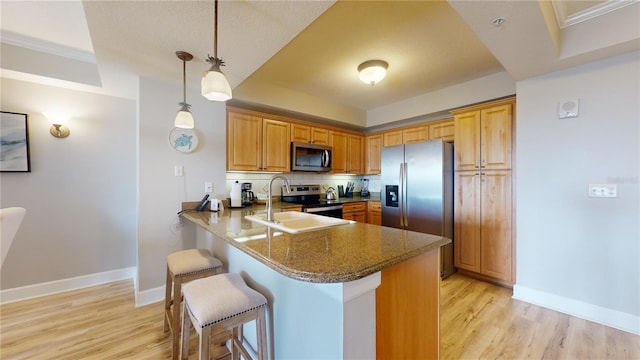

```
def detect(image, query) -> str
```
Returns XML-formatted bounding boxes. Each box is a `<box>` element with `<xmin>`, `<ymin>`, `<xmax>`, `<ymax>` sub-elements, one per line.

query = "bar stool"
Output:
<box><xmin>180</xmin><ymin>273</ymin><xmax>268</xmax><ymax>360</ymax></box>
<box><xmin>164</xmin><ymin>248</ymin><xmax>223</xmax><ymax>359</ymax></box>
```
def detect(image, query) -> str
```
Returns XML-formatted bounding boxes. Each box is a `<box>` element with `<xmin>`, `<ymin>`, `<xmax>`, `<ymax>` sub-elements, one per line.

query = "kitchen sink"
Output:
<box><xmin>244</xmin><ymin>211</ymin><xmax>351</xmax><ymax>234</ymax></box>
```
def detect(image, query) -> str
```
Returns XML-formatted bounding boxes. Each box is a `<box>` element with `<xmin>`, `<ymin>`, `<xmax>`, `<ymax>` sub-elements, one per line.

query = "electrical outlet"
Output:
<box><xmin>588</xmin><ymin>184</ymin><xmax>617</xmax><ymax>198</ymax></box>
<box><xmin>205</xmin><ymin>181</ymin><xmax>213</xmax><ymax>193</ymax></box>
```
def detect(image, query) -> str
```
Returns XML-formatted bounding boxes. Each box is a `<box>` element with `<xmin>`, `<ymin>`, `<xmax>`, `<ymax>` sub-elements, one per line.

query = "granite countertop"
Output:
<box><xmin>180</xmin><ymin>204</ymin><xmax>449</xmax><ymax>284</ymax></box>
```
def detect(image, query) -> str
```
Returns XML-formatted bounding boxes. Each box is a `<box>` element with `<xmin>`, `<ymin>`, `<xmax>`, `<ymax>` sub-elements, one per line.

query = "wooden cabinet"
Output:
<box><xmin>330</xmin><ymin>131</ymin><xmax>347</xmax><ymax>173</ymax></box>
<box><xmin>402</xmin><ymin>125</ymin><xmax>429</xmax><ymax>144</ymax></box>
<box><xmin>454</xmin><ymin>171</ymin><xmax>512</xmax><ymax>282</ymax></box>
<box><xmin>347</xmin><ymin>134</ymin><xmax>365</xmax><ymax>174</ymax></box>
<box><xmin>453</xmin><ymin>101</ymin><xmax>512</xmax><ymax>171</ymax></box>
<box><xmin>382</xmin><ymin>121</ymin><xmax>445</xmax><ymax>147</ymax></box>
<box><xmin>365</xmin><ymin>134</ymin><xmax>382</xmax><ymax>174</ymax></box>
<box><xmin>343</xmin><ymin>201</ymin><xmax>367</xmax><ymax>222</ymax></box>
<box><xmin>383</xmin><ymin>130</ymin><xmax>403</xmax><ymax>147</ymax></box>
<box><xmin>367</xmin><ymin>201</ymin><xmax>381</xmax><ymax>225</ymax></box>
<box><xmin>330</xmin><ymin>131</ymin><xmax>364</xmax><ymax>174</ymax></box>
<box><xmin>452</xmin><ymin>96</ymin><xmax>515</xmax><ymax>285</ymax></box>
<box><xmin>227</xmin><ymin>109</ymin><xmax>290</xmax><ymax>172</ymax></box>
<box><xmin>428</xmin><ymin>118</ymin><xmax>454</xmax><ymax>142</ymax></box>
<box><xmin>291</xmin><ymin>123</ymin><xmax>329</xmax><ymax>145</ymax></box>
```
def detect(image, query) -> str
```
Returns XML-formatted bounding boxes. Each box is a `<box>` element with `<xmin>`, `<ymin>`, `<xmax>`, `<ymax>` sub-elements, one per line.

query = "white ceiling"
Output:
<box><xmin>1</xmin><ymin>0</ymin><xmax>638</xmax><ymax>124</ymax></box>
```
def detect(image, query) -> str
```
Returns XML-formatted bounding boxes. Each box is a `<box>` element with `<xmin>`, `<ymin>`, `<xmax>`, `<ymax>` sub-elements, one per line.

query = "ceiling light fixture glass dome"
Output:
<box><xmin>358</xmin><ymin>60</ymin><xmax>388</xmax><ymax>86</ymax></box>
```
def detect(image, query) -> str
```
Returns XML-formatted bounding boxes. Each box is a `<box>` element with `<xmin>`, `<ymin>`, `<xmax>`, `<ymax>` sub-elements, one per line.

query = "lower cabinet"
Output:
<box><xmin>343</xmin><ymin>202</ymin><xmax>367</xmax><ymax>222</ymax></box>
<box><xmin>454</xmin><ymin>170</ymin><xmax>513</xmax><ymax>284</ymax></box>
<box><xmin>367</xmin><ymin>201</ymin><xmax>381</xmax><ymax>225</ymax></box>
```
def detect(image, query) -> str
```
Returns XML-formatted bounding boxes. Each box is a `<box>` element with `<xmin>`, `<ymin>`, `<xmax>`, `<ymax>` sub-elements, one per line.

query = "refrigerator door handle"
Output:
<box><xmin>403</xmin><ymin>162</ymin><xmax>409</xmax><ymax>227</ymax></box>
<box><xmin>399</xmin><ymin>163</ymin><xmax>405</xmax><ymax>227</ymax></box>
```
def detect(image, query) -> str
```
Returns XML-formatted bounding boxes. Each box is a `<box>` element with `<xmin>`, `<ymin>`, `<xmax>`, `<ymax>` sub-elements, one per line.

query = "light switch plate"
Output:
<box><xmin>588</xmin><ymin>184</ymin><xmax>617</xmax><ymax>198</ymax></box>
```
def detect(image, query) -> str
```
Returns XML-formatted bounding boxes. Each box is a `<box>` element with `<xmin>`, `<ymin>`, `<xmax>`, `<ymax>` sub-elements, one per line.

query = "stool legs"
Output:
<box><xmin>164</xmin><ymin>266</ymin><xmax>183</xmax><ymax>359</ymax></box>
<box><xmin>163</xmin><ymin>267</ymin><xmax>171</xmax><ymax>332</ymax></box>
<box><xmin>181</xmin><ymin>302</ymin><xmax>269</xmax><ymax>360</ymax></box>
<box><xmin>256</xmin><ymin>307</ymin><xmax>268</xmax><ymax>360</ymax></box>
<box><xmin>181</xmin><ymin>303</ymin><xmax>191</xmax><ymax>360</ymax></box>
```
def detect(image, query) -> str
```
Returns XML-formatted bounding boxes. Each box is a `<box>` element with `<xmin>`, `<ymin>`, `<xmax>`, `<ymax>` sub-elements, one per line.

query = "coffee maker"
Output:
<box><xmin>241</xmin><ymin>183</ymin><xmax>254</xmax><ymax>206</ymax></box>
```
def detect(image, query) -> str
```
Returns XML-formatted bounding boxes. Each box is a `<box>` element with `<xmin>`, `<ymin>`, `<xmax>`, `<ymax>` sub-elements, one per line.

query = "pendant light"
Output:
<box><xmin>175</xmin><ymin>51</ymin><xmax>195</xmax><ymax>129</ymax></box>
<box><xmin>358</xmin><ymin>60</ymin><xmax>388</xmax><ymax>86</ymax></box>
<box><xmin>201</xmin><ymin>0</ymin><xmax>232</xmax><ymax>101</ymax></box>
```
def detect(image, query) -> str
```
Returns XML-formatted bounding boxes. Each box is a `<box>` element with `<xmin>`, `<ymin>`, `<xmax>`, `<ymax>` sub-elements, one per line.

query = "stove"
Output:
<box><xmin>281</xmin><ymin>184</ymin><xmax>343</xmax><ymax>218</ymax></box>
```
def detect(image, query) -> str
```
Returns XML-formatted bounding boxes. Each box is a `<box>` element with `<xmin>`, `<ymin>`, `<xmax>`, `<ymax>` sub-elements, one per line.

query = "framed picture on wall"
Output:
<box><xmin>1</xmin><ymin>111</ymin><xmax>31</xmax><ymax>172</ymax></box>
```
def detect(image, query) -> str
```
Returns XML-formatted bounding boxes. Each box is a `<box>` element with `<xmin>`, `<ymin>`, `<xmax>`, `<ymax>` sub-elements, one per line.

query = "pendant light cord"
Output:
<box><xmin>182</xmin><ymin>59</ymin><xmax>187</xmax><ymax>104</ymax></box>
<box><xmin>213</xmin><ymin>0</ymin><xmax>218</xmax><ymax>59</ymax></box>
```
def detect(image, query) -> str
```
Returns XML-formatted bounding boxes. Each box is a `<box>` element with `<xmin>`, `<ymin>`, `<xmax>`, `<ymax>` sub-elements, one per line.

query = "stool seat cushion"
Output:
<box><xmin>167</xmin><ymin>249</ymin><xmax>222</xmax><ymax>276</ymax></box>
<box><xmin>183</xmin><ymin>273</ymin><xmax>267</xmax><ymax>329</ymax></box>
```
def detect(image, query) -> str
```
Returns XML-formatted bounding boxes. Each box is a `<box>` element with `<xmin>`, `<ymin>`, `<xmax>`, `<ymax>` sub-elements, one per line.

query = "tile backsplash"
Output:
<box><xmin>225</xmin><ymin>172</ymin><xmax>381</xmax><ymax>198</ymax></box>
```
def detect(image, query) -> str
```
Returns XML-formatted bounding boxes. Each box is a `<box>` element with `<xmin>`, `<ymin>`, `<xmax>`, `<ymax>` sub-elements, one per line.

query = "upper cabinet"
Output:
<box><xmin>382</xmin><ymin>120</ymin><xmax>451</xmax><ymax>147</ymax></box>
<box><xmin>291</xmin><ymin>123</ymin><xmax>329</xmax><ymax>145</ymax></box>
<box><xmin>227</xmin><ymin>108</ymin><xmax>290</xmax><ymax>172</ymax></box>
<box><xmin>452</xmin><ymin>98</ymin><xmax>513</xmax><ymax>171</ymax></box>
<box><xmin>383</xmin><ymin>130</ymin><xmax>403</xmax><ymax>147</ymax></box>
<box><xmin>365</xmin><ymin>134</ymin><xmax>382</xmax><ymax>175</ymax></box>
<box><xmin>367</xmin><ymin>118</ymin><xmax>455</xmax><ymax>175</ymax></box>
<box><xmin>402</xmin><ymin>125</ymin><xmax>429</xmax><ymax>144</ymax></box>
<box><xmin>428</xmin><ymin>118</ymin><xmax>454</xmax><ymax>142</ymax></box>
<box><xmin>330</xmin><ymin>131</ymin><xmax>364</xmax><ymax>174</ymax></box>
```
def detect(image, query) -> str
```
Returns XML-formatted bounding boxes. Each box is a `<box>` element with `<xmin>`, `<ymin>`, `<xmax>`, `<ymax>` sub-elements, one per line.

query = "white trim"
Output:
<box><xmin>343</xmin><ymin>272</ymin><xmax>381</xmax><ymax>303</ymax></box>
<box><xmin>134</xmin><ymin>285</ymin><xmax>164</xmax><ymax>307</ymax></box>
<box><xmin>0</xmin><ymin>267</ymin><xmax>136</xmax><ymax>305</ymax></box>
<box><xmin>0</xmin><ymin>30</ymin><xmax>96</xmax><ymax>63</ymax></box>
<box><xmin>513</xmin><ymin>284</ymin><xmax>640</xmax><ymax>335</ymax></box>
<box><xmin>552</xmin><ymin>0</ymin><xmax>636</xmax><ymax>29</ymax></box>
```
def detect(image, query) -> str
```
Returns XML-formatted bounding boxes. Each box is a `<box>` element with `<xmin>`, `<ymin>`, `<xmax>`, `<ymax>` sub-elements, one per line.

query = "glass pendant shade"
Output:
<box><xmin>175</xmin><ymin>104</ymin><xmax>194</xmax><ymax>129</ymax></box>
<box><xmin>175</xmin><ymin>51</ymin><xmax>195</xmax><ymax>129</ymax></box>
<box><xmin>358</xmin><ymin>60</ymin><xmax>388</xmax><ymax>86</ymax></box>
<box><xmin>201</xmin><ymin>68</ymin><xmax>232</xmax><ymax>101</ymax></box>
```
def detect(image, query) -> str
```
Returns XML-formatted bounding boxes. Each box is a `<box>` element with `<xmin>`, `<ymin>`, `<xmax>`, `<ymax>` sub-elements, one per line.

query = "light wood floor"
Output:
<box><xmin>1</xmin><ymin>274</ymin><xmax>638</xmax><ymax>359</ymax></box>
<box><xmin>440</xmin><ymin>274</ymin><xmax>639</xmax><ymax>360</ymax></box>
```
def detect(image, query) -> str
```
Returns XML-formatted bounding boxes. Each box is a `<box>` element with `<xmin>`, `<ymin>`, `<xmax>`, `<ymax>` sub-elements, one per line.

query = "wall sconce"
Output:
<box><xmin>43</xmin><ymin>112</ymin><xmax>70</xmax><ymax>138</ymax></box>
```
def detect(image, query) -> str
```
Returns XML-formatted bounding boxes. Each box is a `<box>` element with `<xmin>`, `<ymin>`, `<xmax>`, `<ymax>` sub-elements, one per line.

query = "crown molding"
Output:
<box><xmin>1</xmin><ymin>30</ymin><xmax>96</xmax><ymax>64</ymax></box>
<box><xmin>552</xmin><ymin>0</ymin><xmax>636</xmax><ymax>29</ymax></box>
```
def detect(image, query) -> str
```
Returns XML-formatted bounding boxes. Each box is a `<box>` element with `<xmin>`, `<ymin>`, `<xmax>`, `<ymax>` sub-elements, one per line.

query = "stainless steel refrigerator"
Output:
<box><xmin>381</xmin><ymin>139</ymin><xmax>454</xmax><ymax>279</ymax></box>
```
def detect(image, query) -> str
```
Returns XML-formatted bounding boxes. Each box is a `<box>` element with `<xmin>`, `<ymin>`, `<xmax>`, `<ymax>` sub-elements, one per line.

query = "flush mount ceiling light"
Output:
<box><xmin>201</xmin><ymin>0</ymin><xmax>232</xmax><ymax>101</ymax></box>
<box><xmin>175</xmin><ymin>51</ymin><xmax>195</xmax><ymax>129</ymax></box>
<box><xmin>358</xmin><ymin>60</ymin><xmax>389</xmax><ymax>86</ymax></box>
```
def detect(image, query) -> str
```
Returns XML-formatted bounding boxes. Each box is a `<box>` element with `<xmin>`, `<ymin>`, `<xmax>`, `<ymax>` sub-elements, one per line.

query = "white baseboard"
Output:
<box><xmin>513</xmin><ymin>284</ymin><xmax>640</xmax><ymax>335</ymax></box>
<box><xmin>0</xmin><ymin>267</ymin><xmax>136</xmax><ymax>305</ymax></box>
<box><xmin>135</xmin><ymin>285</ymin><xmax>164</xmax><ymax>307</ymax></box>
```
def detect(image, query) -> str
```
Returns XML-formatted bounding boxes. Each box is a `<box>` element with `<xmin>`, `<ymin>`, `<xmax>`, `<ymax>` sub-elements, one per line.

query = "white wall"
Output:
<box><xmin>513</xmin><ymin>51</ymin><xmax>639</xmax><ymax>334</ymax></box>
<box><xmin>136</xmin><ymin>77</ymin><xmax>227</xmax><ymax>295</ymax></box>
<box><xmin>366</xmin><ymin>71</ymin><xmax>516</xmax><ymax>126</ymax></box>
<box><xmin>0</xmin><ymin>77</ymin><xmax>136</xmax><ymax>289</ymax></box>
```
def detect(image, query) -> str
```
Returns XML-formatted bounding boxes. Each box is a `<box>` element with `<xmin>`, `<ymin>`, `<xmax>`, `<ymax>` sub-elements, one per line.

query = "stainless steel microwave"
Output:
<box><xmin>291</xmin><ymin>142</ymin><xmax>332</xmax><ymax>172</ymax></box>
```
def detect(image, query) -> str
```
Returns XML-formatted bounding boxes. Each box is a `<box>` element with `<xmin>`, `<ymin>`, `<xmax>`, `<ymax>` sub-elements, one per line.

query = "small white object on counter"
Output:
<box><xmin>230</xmin><ymin>181</ymin><xmax>242</xmax><ymax>207</ymax></box>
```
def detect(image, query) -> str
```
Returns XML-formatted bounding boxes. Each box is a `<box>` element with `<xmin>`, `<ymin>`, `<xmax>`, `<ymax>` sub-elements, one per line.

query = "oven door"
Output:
<box><xmin>304</xmin><ymin>204</ymin><xmax>343</xmax><ymax>219</ymax></box>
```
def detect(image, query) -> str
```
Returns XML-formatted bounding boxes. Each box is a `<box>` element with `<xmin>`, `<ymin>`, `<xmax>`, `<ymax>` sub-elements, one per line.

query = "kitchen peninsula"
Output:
<box><xmin>181</xmin><ymin>206</ymin><xmax>450</xmax><ymax>359</ymax></box>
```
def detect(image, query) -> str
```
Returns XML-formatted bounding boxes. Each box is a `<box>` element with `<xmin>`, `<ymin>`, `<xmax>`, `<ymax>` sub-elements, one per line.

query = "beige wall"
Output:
<box><xmin>514</xmin><ymin>51</ymin><xmax>639</xmax><ymax>333</ymax></box>
<box><xmin>0</xmin><ymin>77</ymin><xmax>136</xmax><ymax>289</ymax></box>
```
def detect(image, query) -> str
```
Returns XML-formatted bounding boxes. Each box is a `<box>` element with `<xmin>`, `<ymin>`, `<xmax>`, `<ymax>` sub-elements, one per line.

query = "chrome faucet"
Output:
<box><xmin>267</xmin><ymin>174</ymin><xmax>291</xmax><ymax>222</ymax></box>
